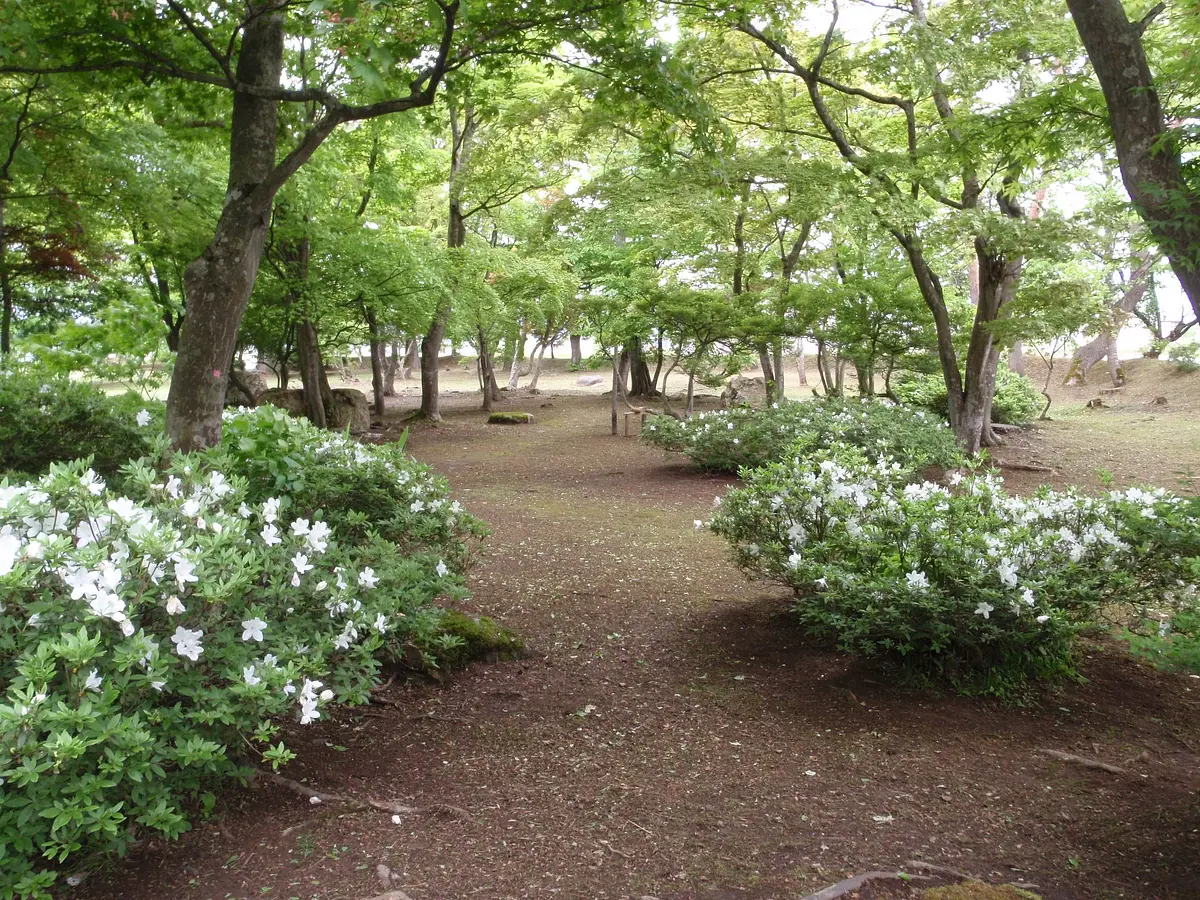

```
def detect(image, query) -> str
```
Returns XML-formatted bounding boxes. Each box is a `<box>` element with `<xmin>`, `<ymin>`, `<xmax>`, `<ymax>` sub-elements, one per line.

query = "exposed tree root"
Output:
<box><xmin>264</xmin><ymin>771</ymin><xmax>471</xmax><ymax>825</ymax></box>
<box><xmin>1036</xmin><ymin>748</ymin><xmax>1128</xmax><ymax>775</ymax></box>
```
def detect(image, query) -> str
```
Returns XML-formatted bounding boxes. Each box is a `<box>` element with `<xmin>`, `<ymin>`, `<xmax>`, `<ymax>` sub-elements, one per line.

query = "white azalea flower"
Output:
<box><xmin>136</xmin><ymin>409</ymin><xmax>152</xmax><ymax>427</ymax></box>
<box><xmin>243</xmin><ymin>665</ymin><xmax>262</xmax><ymax>687</ymax></box>
<box><xmin>261</xmin><ymin>524</ymin><xmax>281</xmax><ymax>546</ymax></box>
<box><xmin>165</xmin><ymin>595</ymin><xmax>186</xmax><ymax>616</ymax></box>
<box><xmin>435</xmin><ymin>560</ymin><xmax>449</xmax><ymax>578</ymax></box>
<box><xmin>290</xmin><ymin>518</ymin><xmax>311</xmax><ymax>537</ymax></box>
<box><xmin>84</xmin><ymin>669</ymin><xmax>103</xmax><ymax>692</ymax></box>
<box><xmin>974</xmin><ymin>602</ymin><xmax>994</xmax><ymax>619</ymax></box>
<box><xmin>905</xmin><ymin>570</ymin><xmax>930</xmax><ymax>591</ymax></box>
<box><xmin>170</xmin><ymin>626</ymin><xmax>205</xmax><ymax>661</ymax></box>
<box><xmin>358</xmin><ymin>567</ymin><xmax>379</xmax><ymax>589</ymax></box>
<box><xmin>241</xmin><ymin>617</ymin><xmax>267</xmax><ymax>642</ymax></box>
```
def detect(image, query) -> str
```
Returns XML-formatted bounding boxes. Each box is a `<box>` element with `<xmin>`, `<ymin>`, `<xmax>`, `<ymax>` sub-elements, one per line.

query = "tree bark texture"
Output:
<box><xmin>1067</xmin><ymin>0</ymin><xmax>1200</xmax><ymax>322</ymax></box>
<box><xmin>165</xmin><ymin>9</ymin><xmax>284</xmax><ymax>450</ymax></box>
<box><xmin>570</xmin><ymin>334</ymin><xmax>582</xmax><ymax>366</ymax></box>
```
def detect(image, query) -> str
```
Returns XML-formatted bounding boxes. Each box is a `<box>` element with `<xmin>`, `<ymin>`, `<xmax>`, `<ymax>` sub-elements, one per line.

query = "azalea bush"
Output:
<box><xmin>707</xmin><ymin>448</ymin><xmax>1200</xmax><ymax>696</ymax></box>
<box><xmin>892</xmin><ymin>364</ymin><xmax>1043</xmax><ymax>425</ymax></box>
<box><xmin>211</xmin><ymin>407</ymin><xmax>485</xmax><ymax>564</ymax></box>
<box><xmin>0</xmin><ymin>367</ymin><xmax>160</xmax><ymax>478</ymax></box>
<box><xmin>0</xmin><ymin>420</ymin><xmax>482</xmax><ymax>896</ymax></box>
<box><xmin>641</xmin><ymin>398</ymin><xmax>965</xmax><ymax>475</ymax></box>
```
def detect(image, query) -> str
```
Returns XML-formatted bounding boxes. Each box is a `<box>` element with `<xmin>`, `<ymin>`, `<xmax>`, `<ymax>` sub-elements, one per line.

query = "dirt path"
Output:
<box><xmin>82</xmin><ymin>395</ymin><xmax>1200</xmax><ymax>900</ymax></box>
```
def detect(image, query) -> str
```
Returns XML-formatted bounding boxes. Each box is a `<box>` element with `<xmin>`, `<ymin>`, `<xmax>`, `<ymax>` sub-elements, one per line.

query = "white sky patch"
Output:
<box><xmin>654</xmin><ymin>12</ymin><xmax>680</xmax><ymax>44</ymax></box>
<box><xmin>799</xmin><ymin>1</ymin><xmax>888</xmax><ymax>43</ymax></box>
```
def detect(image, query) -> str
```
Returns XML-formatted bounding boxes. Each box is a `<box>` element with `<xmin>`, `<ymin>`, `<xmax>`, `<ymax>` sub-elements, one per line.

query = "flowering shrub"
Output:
<box><xmin>0</xmin><ymin>423</ymin><xmax>482</xmax><ymax>896</ymax></box>
<box><xmin>892</xmin><ymin>365</ymin><xmax>1043</xmax><ymax>425</ymax></box>
<box><xmin>641</xmin><ymin>399</ymin><xmax>965</xmax><ymax>475</ymax></box>
<box><xmin>211</xmin><ymin>407</ymin><xmax>486</xmax><ymax>564</ymax></box>
<box><xmin>0</xmin><ymin>367</ymin><xmax>159</xmax><ymax>477</ymax></box>
<box><xmin>708</xmin><ymin>449</ymin><xmax>1200</xmax><ymax>696</ymax></box>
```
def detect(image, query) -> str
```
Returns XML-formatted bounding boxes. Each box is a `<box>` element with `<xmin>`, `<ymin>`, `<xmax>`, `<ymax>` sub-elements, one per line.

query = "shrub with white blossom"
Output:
<box><xmin>708</xmin><ymin>447</ymin><xmax>1200</xmax><ymax>696</ymax></box>
<box><xmin>0</xmin><ymin>412</ymin><xmax>482</xmax><ymax>897</ymax></box>
<box><xmin>642</xmin><ymin>398</ymin><xmax>965</xmax><ymax>475</ymax></box>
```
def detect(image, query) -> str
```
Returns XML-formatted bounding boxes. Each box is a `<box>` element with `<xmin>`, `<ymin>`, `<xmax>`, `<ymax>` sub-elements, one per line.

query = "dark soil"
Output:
<box><xmin>76</xmin><ymin>392</ymin><xmax>1200</xmax><ymax>900</ymax></box>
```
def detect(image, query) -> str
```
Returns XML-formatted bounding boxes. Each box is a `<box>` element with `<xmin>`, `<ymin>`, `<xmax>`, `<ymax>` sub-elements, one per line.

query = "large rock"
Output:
<box><xmin>224</xmin><ymin>369</ymin><xmax>269</xmax><ymax>407</ymax></box>
<box><xmin>258</xmin><ymin>388</ymin><xmax>370</xmax><ymax>435</ymax></box>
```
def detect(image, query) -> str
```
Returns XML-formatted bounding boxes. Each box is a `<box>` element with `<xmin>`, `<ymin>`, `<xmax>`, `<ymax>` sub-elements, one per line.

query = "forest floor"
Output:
<box><xmin>78</xmin><ymin>360</ymin><xmax>1200</xmax><ymax>900</ymax></box>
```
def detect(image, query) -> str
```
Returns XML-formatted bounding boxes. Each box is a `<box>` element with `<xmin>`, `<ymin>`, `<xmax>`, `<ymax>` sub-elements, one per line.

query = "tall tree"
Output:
<box><xmin>1065</xmin><ymin>0</ymin><xmax>1200</xmax><ymax>323</ymax></box>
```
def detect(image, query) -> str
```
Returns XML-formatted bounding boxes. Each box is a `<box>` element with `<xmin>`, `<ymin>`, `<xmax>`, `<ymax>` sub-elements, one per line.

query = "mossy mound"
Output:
<box><xmin>434</xmin><ymin>609</ymin><xmax>526</xmax><ymax>671</ymax></box>
<box><xmin>922</xmin><ymin>883</ymin><xmax>1041</xmax><ymax>900</ymax></box>
<box><xmin>487</xmin><ymin>411</ymin><xmax>535</xmax><ymax>425</ymax></box>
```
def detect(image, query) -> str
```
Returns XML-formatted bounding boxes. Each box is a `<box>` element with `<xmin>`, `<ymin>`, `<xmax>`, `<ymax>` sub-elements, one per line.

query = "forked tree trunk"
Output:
<box><xmin>403</xmin><ymin>338</ymin><xmax>419</xmax><ymax>378</ymax></box>
<box><xmin>477</xmin><ymin>325</ymin><xmax>502</xmax><ymax>411</ymax></box>
<box><xmin>1066</xmin><ymin>252</ymin><xmax>1156</xmax><ymax>385</ymax></box>
<box><xmin>757</xmin><ymin>344</ymin><xmax>777</xmax><ymax>403</ymax></box>
<box><xmin>165</xmin><ymin>9</ymin><xmax>284</xmax><ymax>451</ymax></box>
<box><xmin>627</xmin><ymin>337</ymin><xmax>656</xmax><ymax>397</ymax></box>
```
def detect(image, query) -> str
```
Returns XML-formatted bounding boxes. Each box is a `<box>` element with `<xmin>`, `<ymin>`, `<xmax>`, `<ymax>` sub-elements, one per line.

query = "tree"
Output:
<box><xmin>0</xmin><ymin>0</ymin><xmax>661</xmax><ymax>448</ymax></box>
<box><xmin>1065</xmin><ymin>0</ymin><xmax>1200</xmax><ymax>323</ymax></box>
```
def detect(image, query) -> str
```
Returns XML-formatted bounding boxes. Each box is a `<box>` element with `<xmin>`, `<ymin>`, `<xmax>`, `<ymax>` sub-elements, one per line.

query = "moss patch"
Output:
<box><xmin>922</xmin><ymin>883</ymin><xmax>1041</xmax><ymax>900</ymax></box>
<box><xmin>487</xmin><ymin>412</ymin><xmax>535</xmax><ymax>425</ymax></box>
<box><xmin>433</xmin><ymin>609</ymin><xmax>526</xmax><ymax>671</ymax></box>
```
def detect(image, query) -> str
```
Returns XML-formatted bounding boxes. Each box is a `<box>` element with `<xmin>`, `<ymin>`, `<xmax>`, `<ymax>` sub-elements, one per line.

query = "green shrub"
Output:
<box><xmin>1167</xmin><ymin>342</ymin><xmax>1200</xmax><ymax>374</ymax></box>
<box><xmin>0</xmin><ymin>367</ymin><xmax>160</xmax><ymax>478</ymax></box>
<box><xmin>0</xmin><ymin>411</ymin><xmax>483</xmax><ymax>897</ymax></box>
<box><xmin>892</xmin><ymin>365</ymin><xmax>1043</xmax><ymax>425</ymax></box>
<box><xmin>641</xmin><ymin>398</ymin><xmax>965</xmax><ymax>475</ymax></box>
<box><xmin>210</xmin><ymin>407</ymin><xmax>487</xmax><ymax>567</ymax></box>
<box><xmin>707</xmin><ymin>450</ymin><xmax>1200</xmax><ymax>697</ymax></box>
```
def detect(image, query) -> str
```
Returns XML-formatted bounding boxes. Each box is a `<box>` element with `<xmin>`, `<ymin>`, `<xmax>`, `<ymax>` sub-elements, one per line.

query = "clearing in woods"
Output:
<box><xmin>79</xmin><ymin>363</ymin><xmax>1200</xmax><ymax>900</ymax></box>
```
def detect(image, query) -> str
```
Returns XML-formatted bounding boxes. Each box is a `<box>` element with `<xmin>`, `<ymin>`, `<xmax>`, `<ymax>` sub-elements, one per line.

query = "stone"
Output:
<box><xmin>576</xmin><ymin>375</ymin><xmax>605</xmax><ymax>386</ymax></box>
<box><xmin>257</xmin><ymin>387</ymin><xmax>370</xmax><ymax>435</ymax></box>
<box><xmin>224</xmin><ymin>369</ymin><xmax>269</xmax><ymax>407</ymax></box>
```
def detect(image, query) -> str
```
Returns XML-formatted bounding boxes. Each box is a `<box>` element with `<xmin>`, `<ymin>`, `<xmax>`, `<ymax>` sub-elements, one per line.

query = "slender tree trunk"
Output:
<box><xmin>0</xmin><ymin>193</ymin><xmax>10</xmax><ymax>355</ymax></box>
<box><xmin>528</xmin><ymin>342</ymin><xmax>549</xmax><ymax>391</ymax></box>
<box><xmin>796</xmin><ymin>341</ymin><xmax>807</xmax><ymax>385</ymax></box>
<box><xmin>296</xmin><ymin>315</ymin><xmax>329</xmax><ymax>428</ymax></box>
<box><xmin>384</xmin><ymin>341</ymin><xmax>400</xmax><ymax>395</ymax></box>
<box><xmin>403</xmin><ymin>338</ymin><xmax>419</xmax><ymax>378</ymax></box>
<box><xmin>570</xmin><ymin>334</ymin><xmax>582</xmax><ymax>366</ymax></box>
<box><xmin>165</xmin><ymin>9</ymin><xmax>284</xmax><ymax>451</ymax></box>
<box><xmin>772</xmin><ymin>341</ymin><xmax>785</xmax><ymax>401</ymax></box>
<box><xmin>610</xmin><ymin>353</ymin><xmax>620</xmax><ymax>435</ymax></box>
<box><xmin>650</xmin><ymin>329</ymin><xmax>665</xmax><ymax>392</ymax></box>
<box><xmin>363</xmin><ymin>306</ymin><xmax>386</xmax><ymax>417</ymax></box>
<box><xmin>1066</xmin><ymin>0</ymin><xmax>1200</xmax><ymax>322</ymax></box>
<box><xmin>477</xmin><ymin>325</ymin><xmax>501</xmax><ymax>411</ymax></box>
<box><xmin>1009</xmin><ymin>341</ymin><xmax>1025</xmax><ymax>375</ymax></box>
<box><xmin>686</xmin><ymin>371</ymin><xmax>696</xmax><ymax>416</ymax></box>
<box><xmin>507</xmin><ymin>334</ymin><xmax>523</xmax><ymax>390</ymax></box>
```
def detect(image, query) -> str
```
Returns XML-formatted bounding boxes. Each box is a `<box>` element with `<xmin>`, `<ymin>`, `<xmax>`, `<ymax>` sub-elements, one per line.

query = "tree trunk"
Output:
<box><xmin>165</xmin><ymin>9</ymin><xmax>284</xmax><ymax>451</ymax></box>
<box><xmin>363</xmin><ymin>306</ymin><xmax>386</xmax><ymax>418</ymax></box>
<box><xmin>570</xmin><ymin>334</ymin><xmax>582</xmax><ymax>366</ymax></box>
<box><xmin>507</xmin><ymin>334</ymin><xmax>523</xmax><ymax>390</ymax></box>
<box><xmin>757</xmin><ymin>344</ymin><xmax>777</xmax><ymax>402</ymax></box>
<box><xmin>1066</xmin><ymin>252</ymin><xmax>1156</xmax><ymax>385</ymax></box>
<box><xmin>419</xmin><ymin>313</ymin><xmax>446</xmax><ymax>420</ymax></box>
<box><xmin>686</xmin><ymin>371</ymin><xmax>696</xmax><ymax>417</ymax></box>
<box><xmin>796</xmin><ymin>341</ymin><xmax>807</xmax><ymax>385</ymax></box>
<box><xmin>0</xmin><ymin>193</ymin><xmax>10</xmax><ymax>355</ymax></box>
<box><xmin>627</xmin><ymin>336</ymin><xmax>656</xmax><ymax>397</ymax></box>
<box><xmin>403</xmin><ymin>338</ymin><xmax>419</xmax><ymax>378</ymax></box>
<box><xmin>1009</xmin><ymin>340</ymin><xmax>1025</xmax><ymax>375</ymax></box>
<box><xmin>610</xmin><ymin>354</ymin><xmax>621</xmax><ymax>435</ymax></box>
<box><xmin>650</xmin><ymin>329</ymin><xmax>665</xmax><ymax>392</ymax></box>
<box><xmin>772</xmin><ymin>341</ymin><xmax>785</xmax><ymax>401</ymax></box>
<box><xmin>296</xmin><ymin>315</ymin><xmax>330</xmax><ymax>429</ymax></box>
<box><xmin>477</xmin><ymin>325</ymin><xmax>501</xmax><ymax>411</ymax></box>
<box><xmin>528</xmin><ymin>342</ymin><xmax>549</xmax><ymax>391</ymax></box>
<box><xmin>1066</xmin><ymin>0</ymin><xmax>1200</xmax><ymax>323</ymax></box>
<box><xmin>384</xmin><ymin>342</ymin><xmax>400</xmax><ymax>394</ymax></box>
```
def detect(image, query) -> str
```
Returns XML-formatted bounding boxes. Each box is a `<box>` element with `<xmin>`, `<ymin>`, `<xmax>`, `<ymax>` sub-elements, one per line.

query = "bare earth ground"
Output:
<box><xmin>76</xmin><ymin>359</ymin><xmax>1200</xmax><ymax>900</ymax></box>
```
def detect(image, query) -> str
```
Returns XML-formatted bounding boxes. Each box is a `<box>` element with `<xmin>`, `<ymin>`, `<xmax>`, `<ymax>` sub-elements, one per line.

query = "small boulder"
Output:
<box><xmin>576</xmin><ymin>375</ymin><xmax>605</xmax><ymax>386</ymax></box>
